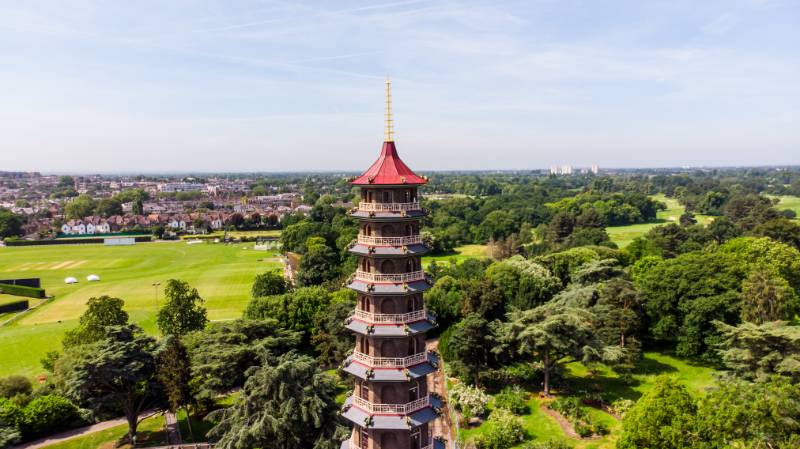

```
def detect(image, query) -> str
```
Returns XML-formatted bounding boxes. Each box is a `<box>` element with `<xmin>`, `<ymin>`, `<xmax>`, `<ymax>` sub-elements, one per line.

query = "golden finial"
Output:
<box><xmin>384</xmin><ymin>75</ymin><xmax>394</xmax><ymax>142</ymax></box>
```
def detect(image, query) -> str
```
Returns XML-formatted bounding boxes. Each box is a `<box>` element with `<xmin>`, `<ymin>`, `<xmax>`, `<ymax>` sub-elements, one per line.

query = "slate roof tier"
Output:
<box><xmin>349</xmin><ymin>209</ymin><xmax>427</xmax><ymax>220</ymax></box>
<box><xmin>345</xmin><ymin>315</ymin><xmax>436</xmax><ymax>336</ymax></box>
<box><xmin>346</xmin><ymin>279</ymin><xmax>432</xmax><ymax>295</ymax></box>
<box><xmin>341</xmin><ymin>395</ymin><xmax>442</xmax><ymax>429</ymax></box>
<box><xmin>351</xmin><ymin>141</ymin><xmax>428</xmax><ymax>186</ymax></box>
<box><xmin>348</xmin><ymin>243</ymin><xmax>430</xmax><ymax>257</ymax></box>
<box><xmin>342</xmin><ymin>353</ymin><xmax>439</xmax><ymax>382</ymax></box>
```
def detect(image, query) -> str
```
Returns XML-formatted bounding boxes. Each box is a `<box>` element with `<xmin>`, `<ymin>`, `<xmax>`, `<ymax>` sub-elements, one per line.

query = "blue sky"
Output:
<box><xmin>0</xmin><ymin>0</ymin><xmax>798</xmax><ymax>172</ymax></box>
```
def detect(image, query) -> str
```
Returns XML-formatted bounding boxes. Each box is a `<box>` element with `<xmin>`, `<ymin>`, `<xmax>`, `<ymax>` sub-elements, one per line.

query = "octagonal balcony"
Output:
<box><xmin>351</xmin><ymin>350</ymin><xmax>430</xmax><ymax>369</ymax></box>
<box><xmin>355</xmin><ymin>270</ymin><xmax>425</xmax><ymax>283</ymax></box>
<box><xmin>357</xmin><ymin>234</ymin><xmax>423</xmax><ymax>246</ymax></box>
<box><xmin>353</xmin><ymin>308</ymin><xmax>427</xmax><ymax>324</ymax></box>
<box><xmin>357</xmin><ymin>201</ymin><xmax>421</xmax><ymax>213</ymax></box>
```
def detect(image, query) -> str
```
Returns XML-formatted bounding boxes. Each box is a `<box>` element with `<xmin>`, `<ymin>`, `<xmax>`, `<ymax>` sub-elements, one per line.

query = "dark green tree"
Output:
<box><xmin>245</xmin><ymin>286</ymin><xmax>331</xmax><ymax>339</ymax></box>
<box><xmin>311</xmin><ymin>290</ymin><xmax>356</xmax><ymax>368</ymax></box>
<box><xmin>156</xmin><ymin>336</ymin><xmax>194</xmax><ymax>439</ymax></box>
<box><xmin>716</xmin><ymin>321</ymin><xmax>800</xmax><ymax>382</ymax></box>
<box><xmin>447</xmin><ymin>314</ymin><xmax>495</xmax><ymax>385</ymax></box>
<box><xmin>61</xmin><ymin>325</ymin><xmax>160</xmax><ymax>445</ymax></box>
<box><xmin>502</xmin><ymin>303</ymin><xmax>600</xmax><ymax>395</ymax></box>
<box><xmin>694</xmin><ymin>376</ymin><xmax>800</xmax><ymax>449</ymax></box>
<box><xmin>295</xmin><ymin>237</ymin><xmax>339</xmax><ymax>286</ymax></box>
<box><xmin>251</xmin><ymin>270</ymin><xmax>289</xmax><ymax>298</ymax></box>
<box><xmin>62</xmin><ymin>296</ymin><xmax>129</xmax><ymax>348</ymax></box>
<box><xmin>0</xmin><ymin>209</ymin><xmax>22</xmax><ymax>239</ymax></box>
<box><xmin>184</xmin><ymin>319</ymin><xmax>301</xmax><ymax>400</ymax></box>
<box><xmin>739</xmin><ymin>268</ymin><xmax>800</xmax><ymax>324</ymax></box>
<box><xmin>157</xmin><ymin>279</ymin><xmax>208</xmax><ymax>337</ymax></box>
<box><xmin>207</xmin><ymin>353</ymin><xmax>345</xmax><ymax>449</ymax></box>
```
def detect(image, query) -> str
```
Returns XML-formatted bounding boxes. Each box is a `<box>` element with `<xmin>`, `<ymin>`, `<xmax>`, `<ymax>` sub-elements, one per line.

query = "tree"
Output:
<box><xmin>0</xmin><ymin>376</ymin><xmax>31</xmax><ymax>400</ymax></box>
<box><xmin>94</xmin><ymin>198</ymin><xmax>122</xmax><ymax>217</ymax></box>
<box><xmin>0</xmin><ymin>209</ymin><xmax>22</xmax><ymax>239</ymax></box>
<box><xmin>592</xmin><ymin>279</ymin><xmax>644</xmax><ymax>372</ymax></box>
<box><xmin>716</xmin><ymin>321</ymin><xmax>800</xmax><ymax>382</ymax></box>
<box><xmin>61</xmin><ymin>325</ymin><xmax>160</xmax><ymax>445</ymax></box>
<box><xmin>739</xmin><ymin>268</ymin><xmax>800</xmax><ymax>324</ymax></box>
<box><xmin>62</xmin><ymin>296</ymin><xmax>129</xmax><ymax>348</ymax></box>
<box><xmin>207</xmin><ymin>353</ymin><xmax>345</xmax><ymax>449</ymax></box>
<box><xmin>251</xmin><ymin>270</ymin><xmax>289</xmax><ymax>298</ymax></box>
<box><xmin>310</xmin><ymin>290</ymin><xmax>355</xmax><ymax>368</ymax></box>
<box><xmin>157</xmin><ymin>279</ymin><xmax>208</xmax><ymax>337</ymax></box>
<box><xmin>694</xmin><ymin>376</ymin><xmax>800</xmax><ymax>449</ymax></box>
<box><xmin>448</xmin><ymin>314</ymin><xmax>495</xmax><ymax>385</ymax></box>
<box><xmin>244</xmin><ymin>287</ymin><xmax>331</xmax><ymax>339</ymax></box>
<box><xmin>753</xmin><ymin>217</ymin><xmax>800</xmax><ymax>250</ymax></box>
<box><xmin>185</xmin><ymin>319</ymin><xmax>301</xmax><ymax>400</ymax></box>
<box><xmin>477</xmin><ymin>210</ymin><xmax>517</xmax><ymax>242</ymax></box>
<box><xmin>546</xmin><ymin>211</ymin><xmax>575</xmax><ymax>244</ymax></box>
<box><xmin>502</xmin><ymin>303</ymin><xmax>600</xmax><ymax>395</ymax></box>
<box><xmin>485</xmin><ymin>256</ymin><xmax>561</xmax><ymax>310</ymax></box>
<box><xmin>156</xmin><ymin>336</ymin><xmax>194</xmax><ymax>439</ymax></box>
<box><xmin>617</xmin><ymin>376</ymin><xmax>696</xmax><ymax>449</ymax></box>
<box><xmin>64</xmin><ymin>195</ymin><xmax>96</xmax><ymax>220</ymax></box>
<box><xmin>295</xmin><ymin>238</ymin><xmax>339</xmax><ymax>286</ymax></box>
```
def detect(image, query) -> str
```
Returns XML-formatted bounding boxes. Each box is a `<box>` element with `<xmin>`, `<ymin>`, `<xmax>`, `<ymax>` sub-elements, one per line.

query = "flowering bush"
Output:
<box><xmin>450</xmin><ymin>383</ymin><xmax>489</xmax><ymax>420</ymax></box>
<box><xmin>494</xmin><ymin>386</ymin><xmax>528</xmax><ymax>415</ymax></box>
<box><xmin>479</xmin><ymin>409</ymin><xmax>525</xmax><ymax>449</ymax></box>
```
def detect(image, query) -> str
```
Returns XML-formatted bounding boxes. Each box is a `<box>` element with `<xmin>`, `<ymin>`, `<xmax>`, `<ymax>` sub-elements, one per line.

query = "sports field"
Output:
<box><xmin>0</xmin><ymin>241</ymin><xmax>281</xmax><ymax>378</ymax></box>
<box><xmin>606</xmin><ymin>194</ymin><xmax>713</xmax><ymax>248</ymax></box>
<box><xmin>769</xmin><ymin>194</ymin><xmax>800</xmax><ymax>217</ymax></box>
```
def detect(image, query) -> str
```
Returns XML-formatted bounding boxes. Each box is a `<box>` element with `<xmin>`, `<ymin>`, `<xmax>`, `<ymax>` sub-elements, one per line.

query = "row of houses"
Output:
<box><xmin>59</xmin><ymin>209</ymin><xmax>296</xmax><ymax>235</ymax></box>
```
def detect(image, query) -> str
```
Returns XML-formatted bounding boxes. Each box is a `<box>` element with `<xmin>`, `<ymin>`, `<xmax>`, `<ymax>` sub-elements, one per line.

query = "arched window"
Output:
<box><xmin>380</xmin><ymin>297</ymin><xmax>395</xmax><ymax>315</ymax></box>
<box><xmin>360</xmin><ymin>380</ymin><xmax>369</xmax><ymax>400</ymax></box>
<box><xmin>382</xmin><ymin>191</ymin><xmax>392</xmax><ymax>203</ymax></box>
<box><xmin>381</xmin><ymin>384</ymin><xmax>397</xmax><ymax>404</ymax></box>
<box><xmin>380</xmin><ymin>259</ymin><xmax>394</xmax><ymax>274</ymax></box>
<box><xmin>381</xmin><ymin>339</ymin><xmax>396</xmax><ymax>357</ymax></box>
<box><xmin>364</xmin><ymin>224</ymin><xmax>372</xmax><ymax>236</ymax></box>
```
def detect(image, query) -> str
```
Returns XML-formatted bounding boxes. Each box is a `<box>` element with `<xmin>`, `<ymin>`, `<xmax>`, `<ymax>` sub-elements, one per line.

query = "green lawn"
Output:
<box><xmin>769</xmin><ymin>195</ymin><xmax>800</xmax><ymax>217</ymax></box>
<box><xmin>422</xmin><ymin>244</ymin><xmax>489</xmax><ymax>267</ymax></box>
<box><xmin>606</xmin><ymin>194</ymin><xmax>713</xmax><ymax>248</ymax></box>
<box><xmin>41</xmin><ymin>414</ymin><xmax>166</xmax><ymax>449</ymax></box>
<box><xmin>0</xmin><ymin>241</ymin><xmax>281</xmax><ymax>378</ymax></box>
<box><xmin>455</xmin><ymin>351</ymin><xmax>717</xmax><ymax>448</ymax></box>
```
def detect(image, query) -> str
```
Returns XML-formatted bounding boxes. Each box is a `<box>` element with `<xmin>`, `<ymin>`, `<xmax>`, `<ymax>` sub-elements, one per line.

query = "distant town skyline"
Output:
<box><xmin>1</xmin><ymin>0</ymin><xmax>798</xmax><ymax>172</ymax></box>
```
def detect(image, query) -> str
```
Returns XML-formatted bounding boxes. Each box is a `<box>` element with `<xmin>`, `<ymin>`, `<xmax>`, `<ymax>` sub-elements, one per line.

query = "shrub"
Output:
<box><xmin>0</xmin><ymin>377</ymin><xmax>31</xmax><ymax>400</ymax></box>
<box><xmin>479</xmin><ymin>409</ymin><xmax>525</xmax><ymax>449</ymax></box>
<box><xmin>520</xmin><ymin>440</ymin><xmax>571</xmax><ymax>449</ymax></box>
<box><xmin>450</xmin><ymin>383</ymin><xmax>489</xmax><ymax>420</ymax></box>
<box><xmin>0</xmin><ymin>399</ymin><xmax>23</xmax><ymax>428</ymax></box>
<box><xmin>0</xmin><ymin>284</ymin><xmax>44</xmax><ymax>299</ymax></box>
<box><xmin>609</xmin><ymin>398</ymin><xmax>635</xmax><ymax>418</ymax></box>
<box><xmin>21</xmin><ymin>395</ymin><xmax>82</xmax><ymax>436</ymax></box>
<box><xmin>494</xmin><ymin>386</ymin><xmax>528</xmax><ymax>415</ymax></box>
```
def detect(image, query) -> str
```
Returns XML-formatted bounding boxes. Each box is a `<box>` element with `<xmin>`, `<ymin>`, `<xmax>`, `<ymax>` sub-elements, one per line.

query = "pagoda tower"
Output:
<box><xmin>340</xmin><ymin>79</ymin><xmax>443</xmax><ymax>449</ymax></box>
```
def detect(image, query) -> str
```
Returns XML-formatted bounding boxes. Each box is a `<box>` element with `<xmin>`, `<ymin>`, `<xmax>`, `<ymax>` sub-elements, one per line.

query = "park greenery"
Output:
<box><xmin>2</xmin><ymin>167</ymin><xmax>800</xmax><ymax>448</ymax></box>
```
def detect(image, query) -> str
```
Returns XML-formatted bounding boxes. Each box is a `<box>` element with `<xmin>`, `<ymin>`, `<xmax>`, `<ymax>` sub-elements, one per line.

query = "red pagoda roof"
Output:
<box><xmin>352</xmin><ymin>141</ymin><xmax>427</xmax><ymax>186</ymax></box>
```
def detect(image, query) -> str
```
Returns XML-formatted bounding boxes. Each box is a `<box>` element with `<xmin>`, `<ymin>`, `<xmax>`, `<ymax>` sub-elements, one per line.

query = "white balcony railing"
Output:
<box><xmin>353</xmin><ymin>308</ymin><xmax>427</xmax><ymax>324</ymax></box>
<box><xmin>345</xmin><ymin>433</ymin><xmax>434</xmax><ymax>449</ymax></box>
<box><xmin>352</xmin><ymin>395</ymin><xmax>430</xmax><ymax>415</ymax></box>
<box><xmin>358</xmin><ymin>201</ymin><xmax>421</xmax><ymax>212</ymax></box>
<box><xmin>357</xmin><ymin>234</ymin><xmax>423</xmax><ymax>246</ymax></box>
<box><xmin>352</xmin><ymin>350</ymin><xmax>429</xmax><ymax>368</ymax></box>
<box><xmin>355</xmin><ymin>270</ymin><xmax>425</xmax><ymax>283</ymax></box>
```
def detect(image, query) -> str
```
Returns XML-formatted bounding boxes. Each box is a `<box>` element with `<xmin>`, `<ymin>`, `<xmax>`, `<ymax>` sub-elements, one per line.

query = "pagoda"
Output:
<box><xmin>340</xmin><ymin>79</ymin><xmax>443</xmax><ymax>449</ymax></box>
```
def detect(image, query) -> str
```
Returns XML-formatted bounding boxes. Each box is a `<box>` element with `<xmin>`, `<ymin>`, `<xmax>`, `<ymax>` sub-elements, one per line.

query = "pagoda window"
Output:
<box><xmin>364</xmin><ymin>224</ymin><xmax>372</xmax><ymax>236</ymax></box>
<box><xmin>409</xmin><ymin>381</ymin><xmax>420</xmax><ymax>401</ymax></box>
<box><xmin>382</xmin><ymin>191</ymin><xmax>392</xmax><ymax>203</ymax></box>
<box><xmin>358</xmin><ymin>336</ymin><xmax>368</xmax><ymax>354</ymax></box>
<box><xmin>403</xmin><ymin>190</ymin><xmax>412</xmax><ymax>202</ymax></box>
<box><xmin>359</xmin><ymin>380</ymin><xmax>369</xmax><ymax>400</ymax></box>
<box><xmin>380</xmin><ymin>339</ymin><xmax>396</xmax><ymax>357</ymax></box>
<box><xmin>380</xmin><ymin>298</ymin><xmax>396</xmax><ymax>315</ymax></box>
<box><xmin>406</xmin><ymin>224</ymin><xmax>414</xmax><ymax>236</ymax></box>
<box><xmin>408</xmin><ymin>336</ymin><xmax>418</xmax><ymax>355</ymax></box>
<box><xmin>381</xmin><ymin>224</ymin><xmax>395</xmax><ymax>236</ymax></box>
<box><xmin>380</xmin><ymin>259</ymin><xmax>395</xmax><ymax>274</ymax></box>
<box><xmin>410</xmin><ymin>429</ymin><xmax>421</xmax><ymax>449</ymax></box>
<box><xmin>360</xmin><ymin>428</ymin><xmax>369</xmax><ymax>449</ymax></box>
<box><xmin>381</xmin><ymin>384</ymin><xmax>398</xmax><ymax>404</ymax></box>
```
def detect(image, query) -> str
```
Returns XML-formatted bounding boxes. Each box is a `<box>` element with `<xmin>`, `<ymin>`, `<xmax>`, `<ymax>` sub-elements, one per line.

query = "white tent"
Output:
<box><xmin>64</xmin><ymin>277</ymin><xmax>78</xmax><ymax>284</ymax></box>
<box><xmin>87</xmin><ymin>274</ymin><xmax>100</xmax><ymax>282</ymax></box>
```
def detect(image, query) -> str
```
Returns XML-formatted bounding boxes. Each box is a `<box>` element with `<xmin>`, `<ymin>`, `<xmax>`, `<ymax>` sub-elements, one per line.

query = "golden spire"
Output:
<box><xmin>384</xmin><ymin>75</ymin><xmax>394</xmax><ymax>142</ymax></box>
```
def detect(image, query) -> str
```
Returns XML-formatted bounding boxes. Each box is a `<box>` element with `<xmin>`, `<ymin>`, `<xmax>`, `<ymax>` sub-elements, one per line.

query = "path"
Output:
<box><xmin>426</xmin><ymin>338</ymin><xmax>454</xmax><ymax>446</ymax></box>
<box><xmin>12</xmin><ymin>411</ymin><xmax>159</xmax><ymax>449</ymax></box>
<box><xmin>164</xmin><ymin>410</ymin><xmax>182</xmax><ymax>445</ymax></box>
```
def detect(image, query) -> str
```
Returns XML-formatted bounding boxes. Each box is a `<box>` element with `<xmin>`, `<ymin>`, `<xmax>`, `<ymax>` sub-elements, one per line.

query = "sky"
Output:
<box><xmin>0</xmin><ymin>0</ymin><xmax>798</xmax><ymax>173</ymax></box>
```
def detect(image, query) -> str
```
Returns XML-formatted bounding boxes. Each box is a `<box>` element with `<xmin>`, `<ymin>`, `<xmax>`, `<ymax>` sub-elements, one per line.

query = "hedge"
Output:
<box><xmin>0</xmin><ymin>300</ymin><xmax>28</xmax><ymax>314</ymax></box>
<box><xmin>0</xmin><ymin>284</ymin><xmax>45</xmax><ymax>299</ymax></box>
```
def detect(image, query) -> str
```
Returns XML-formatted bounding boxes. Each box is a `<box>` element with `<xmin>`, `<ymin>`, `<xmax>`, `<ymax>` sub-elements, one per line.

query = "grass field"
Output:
<box><xmin>422</xmin><ymin>244</ymin><xmax>489</xmax><ymax>267</ymax></box>
<box><xmin>456</xmin><ymin>351</ymin><xmax>716</xmax><ymax>448</ymax></box>
<box><xmin>41</xmin><ymin>414</ymin><xmax>166</xmax><ymax>449</ymax></box>
<box><xmin>0</xmin><ymin>241</ymin><xmax>281</xmax><ymax>378</ymax></box>
<box><xmin>769</xmin><ymin>194</ymin><xmax>800</xmax><ymax>216</ymax></box>
<box><xmin>606</xmin><ymin>194</ymin><xmax>713</xmax><ymax>248</ymax></box>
